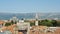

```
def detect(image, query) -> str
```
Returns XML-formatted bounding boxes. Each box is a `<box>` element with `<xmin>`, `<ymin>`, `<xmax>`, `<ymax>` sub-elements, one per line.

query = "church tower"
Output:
<box><xmin>35</xmin><ymin>13</ymin><xmax>38</xmax><ymax>26</ymax></box>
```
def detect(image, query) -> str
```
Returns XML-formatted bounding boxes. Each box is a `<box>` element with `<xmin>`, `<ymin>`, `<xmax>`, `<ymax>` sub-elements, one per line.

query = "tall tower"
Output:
<box><xmin>35</xmin><ymin>13</ymin><xmax>38</xmax><ymax>26</ymax></box>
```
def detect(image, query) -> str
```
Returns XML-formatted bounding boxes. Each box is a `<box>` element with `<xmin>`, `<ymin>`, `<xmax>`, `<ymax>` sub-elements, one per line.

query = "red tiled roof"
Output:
<box><xmin>0</xmin><ymin>20</ymin><xmax>4</xmax><ymax>24</ymax></box>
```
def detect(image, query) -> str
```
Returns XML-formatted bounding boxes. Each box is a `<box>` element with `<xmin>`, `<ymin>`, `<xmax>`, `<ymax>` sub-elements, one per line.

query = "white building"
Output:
<box><xmin>19</xmin><ymin>20</ymin><xmax>24</xmax><ymax>23</ymax></box>
<box><xmin>17</xmin><ymin>22</ymin><xmax>30</xmax><ymax>34</ymax></box>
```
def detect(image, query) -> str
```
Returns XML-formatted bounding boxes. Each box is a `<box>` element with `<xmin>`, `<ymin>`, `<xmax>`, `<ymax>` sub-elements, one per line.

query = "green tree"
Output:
<box><xmin>51</xmin><ymin>20</ymin><xmax>57</xmax><ymax>27</ymax></box>
<box><xmin>5</xmin><ymin>23</ymin><xmax>11</xmax><ymax>26</ymax></box>
<box><xmin>56</xmin><ymin>21</ymin><xmax>60</xmax><ymax>26</ymax></box>
<box><xmin>11</xmin><ymin>20</ymin><xmax>17</xmax><ymax>24</ymax></box>
<box><xmin>30</xmin><ymin>23</ymin><xmax>35</xmax><ymax>26</ymax></box>
<box><xmin>39</xmin><ymin>19</ymin><xmax>53</xmax><ymax>26</ymax></box>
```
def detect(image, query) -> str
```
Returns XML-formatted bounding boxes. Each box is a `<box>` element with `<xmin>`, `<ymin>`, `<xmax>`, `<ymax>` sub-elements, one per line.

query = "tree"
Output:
<box><xmin>56</xmin><ymin>21</ymin><xmax>60</xmax><ymax>26</ymax></box>
<box><xmin>30</xmin><ymin>23</ymin><xmax>35</xmax><ymax>26</ymax></box>
<box><xmin>39</xmin><ymin>19</ymin><xmax>53</xmax><ymax>26</ymax></box>
<box><xmin>30</xmin><ymin>21</ymin><xmax>35</xmax><ymax>26</ymax></box>
<box><xmin>51</xmin><ymin>20</ymin><xmax>57</xmax><ymax>27</ymax></box>
<box><xmin>5</xmin><ymin>23</ymin><xmax>11</xmax><ymax>26</ymax></box>
<box><xmin>11</xmin><ymin>20</ymin><xmax>17</xmax><ymax>24</ymax></box>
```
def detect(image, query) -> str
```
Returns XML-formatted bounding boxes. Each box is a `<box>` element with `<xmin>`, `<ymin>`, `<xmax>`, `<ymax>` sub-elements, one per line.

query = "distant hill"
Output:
<box><xmin>0</xmin><ymin>13</ymin><xmax>60</xmax><ymax>20</ymax></box>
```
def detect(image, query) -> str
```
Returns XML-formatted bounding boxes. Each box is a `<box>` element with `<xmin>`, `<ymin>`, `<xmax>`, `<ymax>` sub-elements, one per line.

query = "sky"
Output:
<box><xmin>0</xmin><ymin>0</ymin><xmax>60</xmax><ymax>13</ymax></box>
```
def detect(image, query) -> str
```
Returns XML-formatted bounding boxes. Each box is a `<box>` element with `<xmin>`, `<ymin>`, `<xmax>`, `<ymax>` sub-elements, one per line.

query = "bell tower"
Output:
<box><xmin>35</xmin><ymin>13</ymin><xmax>38</xmax><ymax>26</ymax></box>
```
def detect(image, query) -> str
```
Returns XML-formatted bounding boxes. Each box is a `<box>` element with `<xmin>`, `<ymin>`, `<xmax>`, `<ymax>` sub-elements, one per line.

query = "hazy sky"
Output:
<box><xmin>0</xmin><ymin>0</ymin><xmax>60</xmax><ymax>13</ymax></box>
